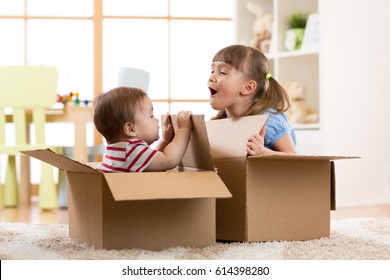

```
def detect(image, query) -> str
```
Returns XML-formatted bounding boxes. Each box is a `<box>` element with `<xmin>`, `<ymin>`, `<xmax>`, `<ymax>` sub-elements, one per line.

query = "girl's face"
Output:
<box><xmin>208</xmin><ymin>61</ymin><xmax>250</xmax><ymax>117</ymax></box>
<box><xmin>132</xmin><ymin>96</ymin><xmax>160</xmax><ymax>145</ymax></box>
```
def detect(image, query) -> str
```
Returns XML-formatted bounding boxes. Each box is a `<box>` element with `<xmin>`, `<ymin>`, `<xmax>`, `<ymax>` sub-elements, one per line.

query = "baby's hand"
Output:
<box><xmin>177</xmin><ymin>111</ymin><xmax>193</xmax><ymax>130</ymax></box>
<box><xmin>246</xmin><ymin>126</ymin><xmax>267</xmax><ymax>156</ymax></box>
<box><xmin>161</xmin><ymin>112</ymin><xmax>174</xmax><ymax>143</ymax></box>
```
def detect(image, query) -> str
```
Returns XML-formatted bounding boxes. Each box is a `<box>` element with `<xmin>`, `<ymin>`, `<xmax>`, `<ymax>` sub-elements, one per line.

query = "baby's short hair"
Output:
<box><xmin>93</xmin><ymin>87</ymin><xmax>147</xmax><ymax>143</ymax></box>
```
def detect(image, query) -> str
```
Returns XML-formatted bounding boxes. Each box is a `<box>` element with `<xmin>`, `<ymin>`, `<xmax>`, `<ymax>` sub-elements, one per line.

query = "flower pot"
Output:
<box><xmin>284</xmin><ymin>28</ymin><xmax>305</xmax><ymax>51</ymax></box>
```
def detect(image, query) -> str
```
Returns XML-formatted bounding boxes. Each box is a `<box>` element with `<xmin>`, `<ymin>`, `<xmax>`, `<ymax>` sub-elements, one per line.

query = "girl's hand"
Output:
<box><xmin>246</xmin><ymin>125</ymin><xmax>267</xmax><ymax>156</ymax></box>
<box><xmin>161</xmin><ymin>113</ymin><xmax>174</xmax><ymax>143</ymax></box>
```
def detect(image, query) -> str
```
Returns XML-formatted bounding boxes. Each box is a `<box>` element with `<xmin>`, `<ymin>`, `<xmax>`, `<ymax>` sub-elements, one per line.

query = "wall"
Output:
<box><xmin>321</xmin><ymin>0</ymin><xmax>390</xmax><ymax>207</ymax></box>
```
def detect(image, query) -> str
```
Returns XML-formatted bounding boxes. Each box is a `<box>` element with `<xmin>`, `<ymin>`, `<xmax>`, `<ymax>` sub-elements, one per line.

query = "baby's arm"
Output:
<box><xmin>155</xmin><ymin>113</ymin><xmax>174</xmax><ymax>152</ymax></box>
<box><xmin>145</xmin><ymin>111</ymin><xmax>192</xmax><ymax>171</ymax></box>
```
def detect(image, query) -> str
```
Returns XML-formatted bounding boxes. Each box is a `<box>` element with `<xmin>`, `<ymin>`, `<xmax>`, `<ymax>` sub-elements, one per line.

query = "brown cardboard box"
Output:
<box><xmin>205</xmin><ymin>115</ymin><xmax>357</xmax><ymax>242</ymax></box>
<box><xmin>22</xmin><ymin>115</ymin><xmax>231</xmax><ymax>250</ymax></box>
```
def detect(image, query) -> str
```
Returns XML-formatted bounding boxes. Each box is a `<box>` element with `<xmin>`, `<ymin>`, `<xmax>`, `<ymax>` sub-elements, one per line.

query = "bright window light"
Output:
<box><xmin>170</xmin><ymin>20</ymin><xmax>234</xmax><ymax>100</ymax></box>
<box><xmin>103</xmin><ymin>0</ymin><xmax>168</xmax><ymax>16</ymax></box>
<box><xmin>103</xmin><ymin>19</ymin><xmax>169</xmax><ymax>99</ymax></box>
<box><xmin>27</xmin><ymin>20</ymin><xmax>94</xmax><ymax>99</ymax></box>
<box><xmin>0</xmin><ymin>20</ymin><xmax>24</xmax><ymax>65</ymax></box>
<box><xmin>170</xmin><ymin>0</ymin><xmax>234</xmax><ymax>18</ymax></box>
<box><xmin>0</xmin><ymin>0</ymin><xmax>24</xmax><ymax>15</ymax></box>
<box><xmin>27</xmin><ymin>0</ymin><xmax>93</xmax><ymax>16</ymax></box>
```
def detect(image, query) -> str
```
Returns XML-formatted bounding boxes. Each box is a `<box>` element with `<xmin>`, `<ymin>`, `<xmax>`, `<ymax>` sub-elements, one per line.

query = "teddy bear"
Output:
<box><xmin>283</xmin><ymin>81</ymin><xmax>319</xmax><ymax>124</ymax></box>
<box><xmin>246</xmin><ymin>1</ymin><xmax>273</xmax><ymax>53</ymax></box>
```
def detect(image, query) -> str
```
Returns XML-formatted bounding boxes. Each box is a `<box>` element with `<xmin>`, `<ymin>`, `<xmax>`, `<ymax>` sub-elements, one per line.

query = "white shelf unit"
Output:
<box><xmin>235</xmin><ymin>0</ymin><xmax>322</xmax><ymax>154</ymax></box>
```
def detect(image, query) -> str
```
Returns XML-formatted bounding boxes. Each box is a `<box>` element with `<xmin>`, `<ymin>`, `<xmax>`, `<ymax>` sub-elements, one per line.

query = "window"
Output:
<box><xmin>0</xmin><ymin>0</ymin><xmax>234</xmax><ymax>134</ymax></box>
<box><xmin>1</xmin><ymin>0</ymin><xmax>234</xmax><ymax>184</ymax></box>
<box><xmin>102</xmin><ymin>0</ymin><xmax>234</xmax><ymax>119</ymax></box>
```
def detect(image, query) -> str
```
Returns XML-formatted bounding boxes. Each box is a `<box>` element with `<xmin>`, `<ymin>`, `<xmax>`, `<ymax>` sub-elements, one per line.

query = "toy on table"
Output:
<box><xmin>57</xmin><ymin>92</ymin><xmax>90</xmax><ymax>106</ymax></box>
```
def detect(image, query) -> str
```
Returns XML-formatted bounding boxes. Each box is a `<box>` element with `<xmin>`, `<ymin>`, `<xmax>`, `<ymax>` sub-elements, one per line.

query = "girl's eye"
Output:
<box><xmin>211</xmin><ymin>69</ymin><xmax>215</xmax><ymax>74</ymax></box>
<box><xmin>220</xmin><ymin>67</ymin><xmax>228</xmax><ymax>75</ymax></box>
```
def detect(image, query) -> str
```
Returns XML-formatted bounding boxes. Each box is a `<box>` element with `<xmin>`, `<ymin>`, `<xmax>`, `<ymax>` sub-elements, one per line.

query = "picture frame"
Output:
<box><xmin>301</xmin><ymin>13</ymin><xmax>319</xmax><ymax>51</ymax></box>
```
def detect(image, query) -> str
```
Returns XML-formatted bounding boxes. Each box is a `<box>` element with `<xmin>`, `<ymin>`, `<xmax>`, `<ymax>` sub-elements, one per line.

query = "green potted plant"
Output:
<box><xmin>284</xmin><ymin>12</ymin><xmax>308</xmax><ymax>51</ymax></box>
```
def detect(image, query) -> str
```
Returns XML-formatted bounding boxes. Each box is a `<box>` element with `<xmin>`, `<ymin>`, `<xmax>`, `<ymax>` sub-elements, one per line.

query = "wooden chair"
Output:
<box><xmin>0</xmin><ymin>65</ymin><xmax>63</xmax><ymax>210</ymax></box>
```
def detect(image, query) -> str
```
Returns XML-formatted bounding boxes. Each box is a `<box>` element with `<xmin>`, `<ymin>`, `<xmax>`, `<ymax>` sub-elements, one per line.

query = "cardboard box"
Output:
<box><xmin>205</xmin><ymin>115</ymin><xmax>357</xmax><ymax>242</ymax></box>
<box><xmin>22</xmin><ymin>115</ymin><xmax>231</xmax><ymax>251</ymax></box>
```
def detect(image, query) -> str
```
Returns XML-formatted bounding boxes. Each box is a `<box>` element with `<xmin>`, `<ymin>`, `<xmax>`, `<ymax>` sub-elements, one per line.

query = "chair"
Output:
<box><xmin>118</xmin><ymin>67</ymin><xmax>150</xmax><ymax>92</ymax></box>
<box><xmin>0</xmin><ymin>65</ymin><xmax>63</xmax><ymax>210</ymax></box>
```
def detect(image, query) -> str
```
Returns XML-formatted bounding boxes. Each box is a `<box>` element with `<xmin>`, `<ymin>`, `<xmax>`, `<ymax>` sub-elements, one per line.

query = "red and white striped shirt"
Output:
<box><xmin>97</xmin><ymin>139</ymin><xmax>160</xmax><ymax>172</ymax></box>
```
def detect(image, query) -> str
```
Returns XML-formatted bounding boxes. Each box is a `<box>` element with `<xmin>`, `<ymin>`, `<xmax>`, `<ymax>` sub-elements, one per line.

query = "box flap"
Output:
<box><xmin>103</xmin><ymin>171</ymin><xmax>232</xmax><ymax>201</ymax></box>
<box><xmin>205</xmin><ymin>115</ymin><xmax>269</xmax><ymax>158</ymax></box>
<box><xmin>20</xmin><ymin>149</ymin><xmax>98</xmax><ymax>173</ymax></box>
<box><xmin>170</xmin><ymin>115</ymin><xmax>215</xmax><ymax>170</ymax></box>
<box><xmin>247</xmin><ymin>155</ymin><xmax>360</xmax><ymax>161</ymax></box>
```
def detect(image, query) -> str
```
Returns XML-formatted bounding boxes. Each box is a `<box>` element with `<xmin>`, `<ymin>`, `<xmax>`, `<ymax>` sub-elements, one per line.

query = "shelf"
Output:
<box><xmin>267</xmin><ymin>49</ymin><xmax>318</xmax><ymax>60</ymax></box>
<box><xmin>236</xmin><ymin>0</ymin><xmax>321</xmax><ymax>154</ymax></box>
<box><xmin>277</xmin><ymin>49</ymin><xmax>318</xmax><ymax>58</ymax></box>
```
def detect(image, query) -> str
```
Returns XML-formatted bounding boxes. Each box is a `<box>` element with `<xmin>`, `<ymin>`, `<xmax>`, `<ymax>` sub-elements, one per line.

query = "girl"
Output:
<box><xmin>208</xmin><ymin>44</ymin><xmax>297</xmax><ymax>156</ymax></box>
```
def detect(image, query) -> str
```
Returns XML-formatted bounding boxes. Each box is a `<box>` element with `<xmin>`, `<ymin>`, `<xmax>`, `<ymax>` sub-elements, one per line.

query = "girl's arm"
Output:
<box><xmin>247</xmin><ymin>126</ymin><xmax>297</xmax><ymax>156</ymax></box>
<box><xmin>265</xmin><ymin>133</ymin><xmax>297</xmax><ymax>155</ymax></box>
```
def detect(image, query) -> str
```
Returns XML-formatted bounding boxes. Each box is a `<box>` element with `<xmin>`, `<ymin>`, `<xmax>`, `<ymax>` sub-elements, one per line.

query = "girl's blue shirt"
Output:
<box><xmin>261</xmin><ymin>110</ymin><xmax>297</xmax><ymax>150</ymax></box>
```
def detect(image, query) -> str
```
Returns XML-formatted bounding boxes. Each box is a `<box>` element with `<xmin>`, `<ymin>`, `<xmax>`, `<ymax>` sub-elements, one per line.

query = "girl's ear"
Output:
<box><xmin>123</xmin><ymin>122</ymin><xmax>137</xmax><ymax>137</ymax></box>
<box><xmin>241</xmin><ymin>80</ymin><xmax>257</xmax><ymax>96</ymax></box>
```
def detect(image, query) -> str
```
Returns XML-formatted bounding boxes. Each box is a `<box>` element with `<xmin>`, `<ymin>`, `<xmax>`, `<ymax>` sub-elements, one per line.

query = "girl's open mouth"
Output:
<box><xmin>209</xmin><ymin>87</ymin><xmax>217</xmax><ymax>96</ymax></box>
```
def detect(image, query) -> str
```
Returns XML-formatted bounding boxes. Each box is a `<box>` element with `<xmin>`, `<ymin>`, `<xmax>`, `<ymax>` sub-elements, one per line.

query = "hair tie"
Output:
<box><xmin>265</xmin><ymin>73</ymin><xmax>272</xmax><ymax>80</ymax></box>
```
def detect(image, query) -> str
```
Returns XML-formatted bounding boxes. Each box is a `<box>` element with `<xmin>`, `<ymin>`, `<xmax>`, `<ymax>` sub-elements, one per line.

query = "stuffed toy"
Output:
<box><xmin>284</xmin><ymin>81</ymin><xmax>319</xmax><ymax>124</ymax></box>
<box><xmin>246</xmin><ymin>1</ymin><xmax>273</xmax><ymax>53</ymax></box>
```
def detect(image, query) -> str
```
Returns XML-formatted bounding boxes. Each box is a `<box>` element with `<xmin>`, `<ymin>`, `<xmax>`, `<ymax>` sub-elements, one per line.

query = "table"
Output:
<box><xmin>5</xmin><ymin>104</ymin><xmax>97</xmax><ymax>162</ymax></box>
<box><xmin>4</xmin><ymin>104</ymin><xmax>100</xmax><ymax>205</ymax></box>
<box><xmin>46</xmin><ymin>105</ymin><xmax>96</xmax><ymax>163</ymax></box>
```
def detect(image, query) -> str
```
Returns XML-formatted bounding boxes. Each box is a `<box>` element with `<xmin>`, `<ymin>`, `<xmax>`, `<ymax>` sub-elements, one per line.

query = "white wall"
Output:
<box><xmin>321</xmin><ymin>0</ymin><xmax>390</xmax><ymax>207</ymax></box>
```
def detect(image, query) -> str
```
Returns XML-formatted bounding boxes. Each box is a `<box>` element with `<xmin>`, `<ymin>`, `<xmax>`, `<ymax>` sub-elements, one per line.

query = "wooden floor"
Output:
<box><xmin>1</xmin><ymin>196</ymin><xmax>390</xmax><ymax>224</ymax></box>
<box><xmin>0</xmin><ymin>197</ymin><xmax>69</xmax><ymax>224</ymax></box>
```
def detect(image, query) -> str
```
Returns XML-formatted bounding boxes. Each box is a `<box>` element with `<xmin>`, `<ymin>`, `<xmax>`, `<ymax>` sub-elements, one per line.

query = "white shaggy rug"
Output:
<box><xmin>1</xmin><ymin>218</ymin><xmax>390</xmax><ymax>260</ymax></box>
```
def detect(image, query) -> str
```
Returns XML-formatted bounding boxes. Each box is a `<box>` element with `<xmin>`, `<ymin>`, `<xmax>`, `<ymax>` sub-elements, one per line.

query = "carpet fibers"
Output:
<box><xmin>1</xmin><ymin>218</ymin><xmax>390</xmax><ymax>260</ymax></box>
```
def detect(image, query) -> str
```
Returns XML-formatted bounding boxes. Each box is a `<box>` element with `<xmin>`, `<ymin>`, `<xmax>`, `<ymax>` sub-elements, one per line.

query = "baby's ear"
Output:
<box><xmin>123</xmin><ymin>122</ymin><xmax>137</xmax><ymax>137</ymax></box>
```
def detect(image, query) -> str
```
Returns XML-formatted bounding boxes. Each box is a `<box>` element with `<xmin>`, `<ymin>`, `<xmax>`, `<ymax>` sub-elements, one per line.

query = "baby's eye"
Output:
<box><xmin>211</xmin><ymin>69</ymin><xmax>215</xmax><ymax>74</ymax></box>
<box><xmin>220</xmin><ymin>71</ymin><xmax>226</xmax><ymax>75</ymax></box>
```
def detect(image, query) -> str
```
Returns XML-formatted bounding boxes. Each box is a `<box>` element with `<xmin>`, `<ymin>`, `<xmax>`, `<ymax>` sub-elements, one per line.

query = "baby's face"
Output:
<box><xmin>133</xmin><ymin>96</ymin><xmax>160</xmax><ymax>145</ymax></box>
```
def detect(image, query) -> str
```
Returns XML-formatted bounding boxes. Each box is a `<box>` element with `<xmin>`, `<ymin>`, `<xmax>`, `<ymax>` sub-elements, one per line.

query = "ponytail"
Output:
<box><xmin>246</xmin><ymin>76</ymin><xmax>290</xmax><ymax>115</ymax></box>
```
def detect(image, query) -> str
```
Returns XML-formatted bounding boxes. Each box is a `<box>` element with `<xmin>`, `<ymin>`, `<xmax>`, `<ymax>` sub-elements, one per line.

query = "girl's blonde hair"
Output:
<box><xmin>211</xmin><ymin>44</ymin><xmax>290</xmax><ymax>119</ymax></box>
<box><xmin>93</xmin><ymin>87</ymin><xmax>147</xmax><ymax>143</ymax></box>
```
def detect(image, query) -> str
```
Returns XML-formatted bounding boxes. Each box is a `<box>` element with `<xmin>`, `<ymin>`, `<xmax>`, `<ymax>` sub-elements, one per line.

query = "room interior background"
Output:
<box><xmin>1</xmin><ymin>0</ymin><xmax>390</xmax><ymax>209</ymax></box>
